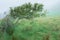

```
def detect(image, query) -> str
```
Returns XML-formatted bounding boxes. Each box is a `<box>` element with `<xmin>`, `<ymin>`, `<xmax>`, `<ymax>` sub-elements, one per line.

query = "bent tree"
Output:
<box><xmin>9</xmin><ymin>3</ymin><xmax>44</xmax><ymax>19</ymax></box>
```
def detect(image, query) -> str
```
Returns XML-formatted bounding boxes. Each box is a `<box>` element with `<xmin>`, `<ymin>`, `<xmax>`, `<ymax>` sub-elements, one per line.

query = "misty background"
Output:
<box><xmin>0</xmin><ymin>0</ymin><xmax>60</xmax><ymax>18</ymax></box>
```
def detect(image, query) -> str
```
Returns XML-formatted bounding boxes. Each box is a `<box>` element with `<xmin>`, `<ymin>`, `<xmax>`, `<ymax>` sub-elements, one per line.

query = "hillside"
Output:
<box><xmin>0</xmin><ymin>16</ymin><xmax>60</xmax><ymax>40</ymax></box>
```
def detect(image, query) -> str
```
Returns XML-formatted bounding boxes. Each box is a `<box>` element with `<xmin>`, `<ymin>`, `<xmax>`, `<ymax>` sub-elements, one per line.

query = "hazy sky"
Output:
<box><xmin>0</xmin><ymin>0</ymin><xmax>60</xmax><ymax>18</ymax></box>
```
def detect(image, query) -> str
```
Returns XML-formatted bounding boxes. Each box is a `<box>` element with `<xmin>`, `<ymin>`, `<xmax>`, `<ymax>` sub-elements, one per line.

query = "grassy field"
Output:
<box><xmin>0</xmin><ymin>16</ymin><xmax>60</xmax><ymax>40</ymax></box>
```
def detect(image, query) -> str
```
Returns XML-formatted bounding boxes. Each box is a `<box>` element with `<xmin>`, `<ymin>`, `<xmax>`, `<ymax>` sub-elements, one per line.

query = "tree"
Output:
<box><xmin>10</xmin><ymin>3</ymin><xmax>44</xmax><ymax>19</ymax></box>
<box><xmin>1</xmin><ymin>15</ymin><xmax>15</xmax><ymax>35</ymax></box>
<box><xmin>41</xmin><ymin>9</ymin><xmax>47</xmax><ymax>16</ymax></box>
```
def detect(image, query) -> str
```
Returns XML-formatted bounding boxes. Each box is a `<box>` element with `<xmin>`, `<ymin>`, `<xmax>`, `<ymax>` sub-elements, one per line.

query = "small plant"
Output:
<box><xmin>43</xmin><ymin>34</ymin><xmax>50</xmax><ymax>40</ymax></box>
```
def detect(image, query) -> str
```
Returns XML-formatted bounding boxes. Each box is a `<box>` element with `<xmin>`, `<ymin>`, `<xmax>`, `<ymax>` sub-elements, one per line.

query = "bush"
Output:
<box><xmin>0</xmin><ymin>17</ymin><xmax>60</xmax><ymax>40</ymax></box>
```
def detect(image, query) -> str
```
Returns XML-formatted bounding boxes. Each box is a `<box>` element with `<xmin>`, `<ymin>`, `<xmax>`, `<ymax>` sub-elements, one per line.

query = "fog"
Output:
<box><xmin>0</xmin><ymin>0</ymin><xmax>60</xmax><ymax>18</ymax></box>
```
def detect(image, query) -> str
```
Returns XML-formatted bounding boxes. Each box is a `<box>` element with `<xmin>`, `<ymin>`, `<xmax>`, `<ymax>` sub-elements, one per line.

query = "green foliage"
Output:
<box><xmin>0</xmin><ymin>16</ymin><xmax>15</xmax><ymax>36</ymax></box>
<box><xmin>0</xmin><ymin>17</ymin><xmax>60</xmax><ymax>40</ymax></box>
<box><xmin>12</xmin><ymin>17</ymin><xmax>60</xmax><ymax>40</ymax></box>
<box><xmin>10</xmin><ymin>3</ymin><xmax>44</xmax><ymax>19</ymax></box>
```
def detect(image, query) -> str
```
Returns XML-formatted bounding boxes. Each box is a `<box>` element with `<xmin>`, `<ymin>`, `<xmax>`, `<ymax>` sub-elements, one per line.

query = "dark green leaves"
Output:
<box><xmin>10</xmin><ymin>3</ymin><xmax>44</xmax><ymax>19</ymax></box>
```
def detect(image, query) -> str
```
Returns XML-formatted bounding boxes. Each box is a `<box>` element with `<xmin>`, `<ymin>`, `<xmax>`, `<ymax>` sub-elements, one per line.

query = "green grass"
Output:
<box><xmin>0</xmin><ymin>17</ymin><xmax>60</xmax><ymax>40</ymax></box>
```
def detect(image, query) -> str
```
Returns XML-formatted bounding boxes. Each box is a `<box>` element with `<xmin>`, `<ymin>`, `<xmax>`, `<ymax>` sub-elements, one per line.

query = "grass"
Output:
<box><xmin>0</xmin><ymin>16</ymin><xmax>60</xmax><ymax>40</ymax></box>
